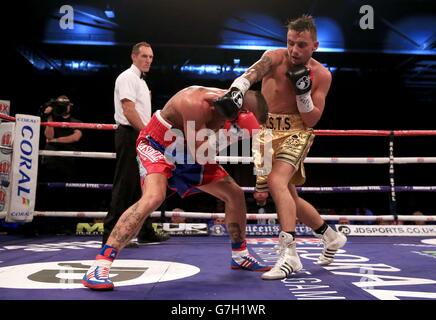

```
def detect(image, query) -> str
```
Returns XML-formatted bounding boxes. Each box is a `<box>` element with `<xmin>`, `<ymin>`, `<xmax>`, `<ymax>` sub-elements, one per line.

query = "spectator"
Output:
<box><xmin>412</xmin><ymin>210</ymin><xmax>425</xmax><ymax>225</ymax></box>
<box><xmin>356</xmin><ymin>207</ymin><xmax>375</xmax><ymax>225</ymax></box>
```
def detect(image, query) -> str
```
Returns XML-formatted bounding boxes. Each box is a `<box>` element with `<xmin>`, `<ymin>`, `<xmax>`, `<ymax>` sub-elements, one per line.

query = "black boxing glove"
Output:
<box><xmin>213</xmin><ymin>76</ymin><xmax>251</xmax><ymax>119</ymax></box>
<box><xmin>287</xmin><ymin>65</ymin><xmax>312</xmax><ymax>94</ymax></box>
<box><xmin>287</xmin><ymin>65</ymin><xmax>314</xmax><ymax>113</ymax></box>
<box><xmin>213</xmin><ymin>88</ymin><xmax>244</xmax><ymax>120</ymax></box>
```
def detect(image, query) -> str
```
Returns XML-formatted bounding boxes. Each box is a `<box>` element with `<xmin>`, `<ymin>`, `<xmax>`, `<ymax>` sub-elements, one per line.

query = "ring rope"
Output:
<box><xmin>39</xmin><ymin>150</ymin><xmax>116</xmax><ymax>159</ymax></box>
<box><xmin>215</xmin><ymin>156</ymin><xmax>436</xmax><ymax>164</ymax></box>
<box><xmin>2</xmin><ymin>113</ymin><xmax>435</xmax><ymax>225</ymax></box>
<box><xmin>0</xmin><ymin>210</ymin><xmax>434</xmax><ymax>221</ymax></box>
<box><xmin>314</xmin><ymin>130</ymin><xmax>436</xmax><ymax>136</ymax></box>
<box><xmin>38</xmin><ymin>151</ymin><xmax>436</xmax><ymax>164</ymax></box>
<box><xmin>39</xmin><ymin>183</ymin><xmax>436</xmax><ymax>193</ymax></box>
<box><xmin>2</xmin><ymin>113</ymin><xmax>436</xmax><ymax>136</ymax></box>
<box><xmin>0</xmin><ymin>114</ymin><xmax>17</xmax><ymax>122</ymax></box>
<box><xmin>41</xmin><ymin>121</ymin><xmax>118</xmax><ymax>130</ymax></box>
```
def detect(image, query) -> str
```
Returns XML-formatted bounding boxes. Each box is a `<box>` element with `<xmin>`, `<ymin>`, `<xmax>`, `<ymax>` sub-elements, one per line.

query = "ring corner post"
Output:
<box><xmin>5</xmin><ymin>114</ymin><xmax>41</xmax><ymax>224</ymax></box>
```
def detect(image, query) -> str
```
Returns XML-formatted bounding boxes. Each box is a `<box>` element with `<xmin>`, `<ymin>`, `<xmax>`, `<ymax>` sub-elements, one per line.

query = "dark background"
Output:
<box><xmin>0</xmin><ymin>0</ymin><xmax>435</xmax><ymax>225</ymax></box>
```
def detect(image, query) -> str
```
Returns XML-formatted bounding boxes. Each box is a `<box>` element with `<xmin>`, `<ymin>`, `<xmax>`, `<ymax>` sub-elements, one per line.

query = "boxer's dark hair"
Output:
<box><xmin>132</xmin><ymin>41</ymin><xmax>151</xmax><ymax>55</ymax></box>
<box><xmin>287</xmin><ymin>14</ymin><xmax>317</xmax><ymax>41</ymax></box>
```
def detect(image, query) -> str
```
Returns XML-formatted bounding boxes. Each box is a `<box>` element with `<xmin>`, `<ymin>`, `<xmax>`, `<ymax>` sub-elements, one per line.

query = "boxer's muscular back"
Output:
<box><xmin>261</xmin><ymin>49</ymin><xmax>327</xmax><ymax>114</ymax></box>
<box><xmin>161</xmin><ymin>86</ymin><xmax>226</xmax><ymax>132</ymax></box>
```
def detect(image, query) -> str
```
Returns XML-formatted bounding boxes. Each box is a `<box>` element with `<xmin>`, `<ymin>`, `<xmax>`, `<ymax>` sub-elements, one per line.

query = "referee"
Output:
<box><xmin>103</xmin><ymin>42</ymin><xmax>169</xmax><ymax>246</ymax></box>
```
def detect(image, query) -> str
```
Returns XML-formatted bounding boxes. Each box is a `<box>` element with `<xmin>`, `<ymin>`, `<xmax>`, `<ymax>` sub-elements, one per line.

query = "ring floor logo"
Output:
<box><xmin>421</xmin><ymin>239</ymin><xmax>436</xmax><ymax>245</ymax></box>
<box><xmin>0</xmin><ymin>260</ymin><xmax>200</xmax><ymax>289</ymax></box>
<box><xmin>254</xmin><ymin>237</ymin><xmax>436</xmax><ymax>300</ymax></box>
<box><xmin>412</xmin><ymin>238</ymin><xmax>436</xmax><ymax>260</ymax></box>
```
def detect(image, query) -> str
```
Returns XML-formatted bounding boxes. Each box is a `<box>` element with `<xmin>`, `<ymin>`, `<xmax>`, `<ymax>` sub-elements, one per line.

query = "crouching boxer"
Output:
<box><xmin>82</xmin><ymin>86</ymin><xmax>270</xmax><ymax>290</ymax></box>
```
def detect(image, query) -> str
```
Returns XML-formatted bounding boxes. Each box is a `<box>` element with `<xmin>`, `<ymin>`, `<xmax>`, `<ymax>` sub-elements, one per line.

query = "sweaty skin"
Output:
<box><xmin>107</xmin><ymin>86</ymin><xmax>266</xmax><ymax>250</ymax></box>
<box><xmin>161</xmin><ymin>86</ymin><xmax>228</xmax><ymax>141</ymax></box>
<box><xmin>161</xmin><ymin>86</ymin><xmax>266</xmax><ymax>149</ymax></box>
<box><xmin>239</xmin><ymin>30</ymin><xmax>332</xmax><ymax>231</ymax></box>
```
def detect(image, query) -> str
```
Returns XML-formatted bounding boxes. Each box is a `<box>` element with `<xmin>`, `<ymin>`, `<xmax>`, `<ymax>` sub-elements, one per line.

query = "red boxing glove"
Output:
<box><xmin>223</xmin><ymin>120</ymin><xmax>240</xmax><ymax>136</ymax></box>
<box><xmin>223</xmin><ymin>111</ymin><xmax>259</xmax><ymax>137</ymax></box>
<box><xmin>223</xmin><ymin>120</ymin><xmax>232</xmax><ymax>131</ymax></box>
<box><xmin>235</xmin><ymin>111</ymin><xmax>259</xmax><ymax>136</ymax></box>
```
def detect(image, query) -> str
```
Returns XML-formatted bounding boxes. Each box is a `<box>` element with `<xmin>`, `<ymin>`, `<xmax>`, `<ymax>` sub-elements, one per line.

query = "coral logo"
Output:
<box><xmin>16</xmin><ymin>126</ymin><xmax>34</xmax><ymax>200</ymax></box>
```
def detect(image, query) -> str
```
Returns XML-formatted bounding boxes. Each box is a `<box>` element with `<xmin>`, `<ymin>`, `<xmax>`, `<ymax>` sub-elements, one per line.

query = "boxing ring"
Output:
<box><xmin>0</xmin><ymin>114</ymin><xmax>436</xmax><ymax>301</ymax></box>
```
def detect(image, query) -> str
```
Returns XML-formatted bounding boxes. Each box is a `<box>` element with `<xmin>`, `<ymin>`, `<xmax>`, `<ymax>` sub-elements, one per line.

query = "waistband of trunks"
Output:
<box><xmin>143</xmin><ymin>110</ymin><xmax>179</xmax><ymax>148</ymax></box>
<box><xmin>264</xmin><ymin>112</ymin><xmax>307</xmax><ymax>131</ymax></box>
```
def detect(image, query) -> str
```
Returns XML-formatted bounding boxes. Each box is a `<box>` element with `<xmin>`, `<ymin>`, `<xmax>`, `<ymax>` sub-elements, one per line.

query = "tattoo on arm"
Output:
<box><xmin>244</xmin><ymin>55</ymin><xmax>273</xmax><ymax>84</ymax></box>
<box><xmin>227</xmin><ymin>223</ymin><xmax>244</xmax><ymax>243</ymax></box>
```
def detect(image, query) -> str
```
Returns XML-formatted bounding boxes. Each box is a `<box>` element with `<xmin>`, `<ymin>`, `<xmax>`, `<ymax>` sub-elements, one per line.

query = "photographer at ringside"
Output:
<box><xmin>40</xmin><ymin>95</ymin><xmax>83</xmax><ymax>182</ymax></box>
<box><xmin>31</xmin><ymin>95</ymin><xmax>84</xmax><ymax>235</ymax></box>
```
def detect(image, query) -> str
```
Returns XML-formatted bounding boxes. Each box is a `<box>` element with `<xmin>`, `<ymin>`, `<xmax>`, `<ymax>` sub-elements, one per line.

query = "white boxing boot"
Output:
<box><xmin>316</xmin><ymin>226</ymin><xmax>347</xmax><ymax>265</ymax></box>
<box><xmin>261</xmin><ymin>231</ymin><xmax>302</xmax><ymax>280</ymax></box>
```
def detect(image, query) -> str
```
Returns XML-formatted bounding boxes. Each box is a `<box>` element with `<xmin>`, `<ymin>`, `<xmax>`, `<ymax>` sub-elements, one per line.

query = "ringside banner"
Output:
<box><xmin>209</xmin><ymin>223</ymin><xmax>314</xmax><ymax>236</ymax></box>
<box><xmin>6</xmin><ymin>115</ymin><xmax>40</xmax><ymax>223</ymax></box>
<box><xmin>336</xmin><ymin>224</ymin><xmax>436</xmax><ymax>236</ymax></box>
<box><xmin>159</xmin><ymin>223</ymin><xmax>209</xmax><ymax>236</ymax></box>
<box><xmin>0</xmin><ymin>122</ymin><xmax>14</xmax><ymax>214</ymax></box>
<box><xmin>0</xmin><ymin>100</ymin><xmax>10</xmax><ymax>115</ymax></box>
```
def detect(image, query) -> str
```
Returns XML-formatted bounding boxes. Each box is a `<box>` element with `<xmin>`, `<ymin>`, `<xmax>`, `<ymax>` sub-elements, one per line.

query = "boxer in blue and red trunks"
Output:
<box><xmin>83</xmin><ymin>86</ymin><xmax>270</xmax><ymax>290</ymax></box>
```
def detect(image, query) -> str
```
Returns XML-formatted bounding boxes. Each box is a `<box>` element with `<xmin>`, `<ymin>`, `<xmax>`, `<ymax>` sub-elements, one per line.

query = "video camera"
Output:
<box><xmin>40</xmin><ymin>96</ymin><xmax>73</xmax><ymax>121</ymax></box>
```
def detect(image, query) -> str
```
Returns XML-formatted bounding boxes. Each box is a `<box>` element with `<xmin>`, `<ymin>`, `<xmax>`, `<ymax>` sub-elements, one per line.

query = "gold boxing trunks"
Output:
<box><xmin>252</xmin><ymin>113</ymin><xmax>314</xmax><ymax>192</ymax></box>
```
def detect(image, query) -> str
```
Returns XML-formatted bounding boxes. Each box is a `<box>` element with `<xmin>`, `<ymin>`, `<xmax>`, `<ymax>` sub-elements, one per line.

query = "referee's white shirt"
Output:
<box><xmin>114</xmin><ymin>64</ymin><xmax>151</xmax><ymax>126</ymax></box>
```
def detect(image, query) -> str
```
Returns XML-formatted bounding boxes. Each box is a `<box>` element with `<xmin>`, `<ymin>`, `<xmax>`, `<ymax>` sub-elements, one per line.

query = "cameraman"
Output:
<box><xmin>41</xmin><ymin>95</ymin><xmax>82</xmax><ymax>180</ymax></box>
<box><xmin>42</xmin><ymin>96</ymin><xmax>82</xmax><ymax>183</ymax></box>
<box><xmin>35</xmin><ymin>95</ymin><xmax>83</xmax><ymax>235</ymax></box>
<box><xmin>42</xmin><ymin>95</ymin><xmax>82</xmax><ymax>152</ymax></box>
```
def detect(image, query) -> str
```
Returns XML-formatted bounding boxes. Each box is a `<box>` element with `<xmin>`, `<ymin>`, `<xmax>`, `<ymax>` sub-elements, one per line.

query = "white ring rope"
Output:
<box><xmin>0</xmin><ymin>119</ymin><xmax>433</xmax><ymax>224</ymax></box>
<box><xmin>39</xmin><ymin>150</ymin><xmax>116</xmax><ymax>159</ymax></box>
<box><xmin>0</xmin><ymin>211</ymin><xmax>434</xmax><ymax>222</ymax></box>
<box><xmin>38</xmin><ymin>150</ymin><xmax>436</xmax><ymax>164</ymax></box>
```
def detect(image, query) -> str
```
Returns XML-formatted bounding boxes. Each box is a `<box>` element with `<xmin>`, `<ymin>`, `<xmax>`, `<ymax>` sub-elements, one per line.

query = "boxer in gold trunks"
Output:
<box><xmin>218</xmin><ymin>15</ymin><xmax>347</xmax><ymax>280</ymax></box>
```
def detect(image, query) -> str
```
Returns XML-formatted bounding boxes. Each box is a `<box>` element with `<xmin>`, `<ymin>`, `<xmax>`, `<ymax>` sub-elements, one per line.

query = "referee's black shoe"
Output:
<box><xmin>137</xmin><ymin>229</ymin><xmax>170</xmax><ymax>244</ymax></box>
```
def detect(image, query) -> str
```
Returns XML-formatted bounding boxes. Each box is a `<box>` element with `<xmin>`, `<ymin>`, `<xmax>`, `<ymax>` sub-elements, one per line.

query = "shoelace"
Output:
<box><xmin>96</xmin><ymin>267</ymin><xmax>110</xmax><ymax>279</ymax></box>
<box><xmin>313</xmin><ymin>232</ymin><xmax>324</xmax><ymax>248</ymax></box>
